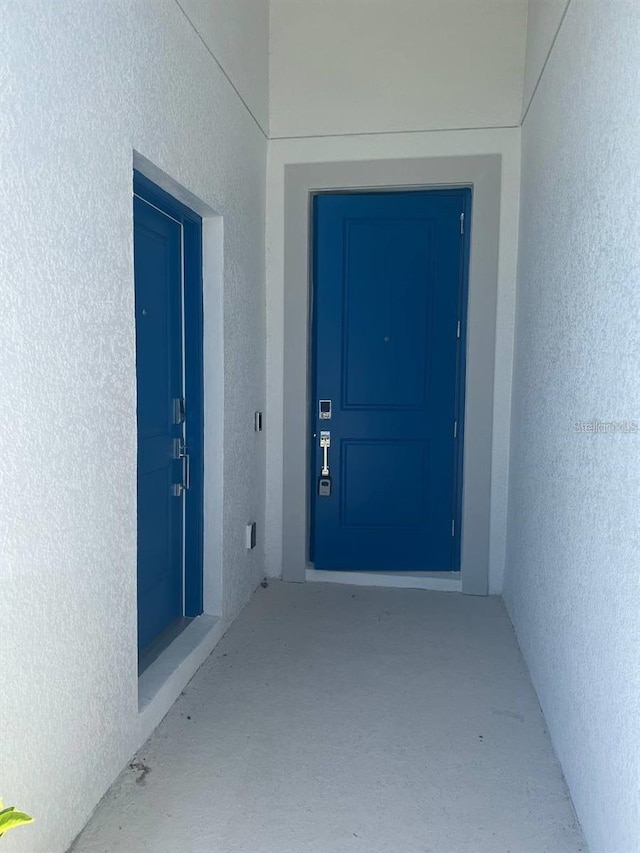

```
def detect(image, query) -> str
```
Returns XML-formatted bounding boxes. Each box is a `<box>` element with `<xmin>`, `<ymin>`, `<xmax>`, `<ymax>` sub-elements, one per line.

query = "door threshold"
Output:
<box><xmin>138</xmin><ymin>617</ymin><xmax>194</xmax><ymax>676</ymax></box>
<box><xmin>305</xmin><ymin>568</ymin><xmax>462</xmax><ymax>592</ymax></box>
<box><xmin>137</xmin><ymin>613</ymin><xmax>227</xmax><ymax>750</ymax></box>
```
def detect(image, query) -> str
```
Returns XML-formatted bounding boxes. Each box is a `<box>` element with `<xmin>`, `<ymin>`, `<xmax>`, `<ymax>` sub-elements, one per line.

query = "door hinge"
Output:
<box><xmin>451</xmin><ymin>519</ymin><xmax>455</xmax><ymax>537</ymax></box>
<box><xmin>456</xmin><ymin>319</ymin><xmax>461</xmax><ymax>339</ymax></box>
<box><xmin>453</xmin><ymin>420</ymin><xmax>458</xmax><ymax>439</ymax></box>
<box><xmin>460</xmin><ymin>212</ymin><xmax>465</xmax><ymax>235</ymax></box>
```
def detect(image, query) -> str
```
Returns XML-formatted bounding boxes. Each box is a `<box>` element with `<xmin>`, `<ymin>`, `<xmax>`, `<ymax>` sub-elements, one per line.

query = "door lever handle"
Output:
<box><xmin>183</xmin><ymin>449</ymin><xmax>190</xmax><ymax>490</ymax></box>
<box><xmin>173</xmin><ymin>438</ymin><xmax>190</xmax><ymax>492</ymax></box>
<box><xmin>319</xmin><ymin>431</ymin><xmax>330</xmax><ymax>476</ymax></box>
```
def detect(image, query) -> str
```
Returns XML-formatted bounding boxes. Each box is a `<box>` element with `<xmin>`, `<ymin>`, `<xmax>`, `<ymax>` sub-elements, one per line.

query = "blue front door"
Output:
<box><xmin>134</xmin><ymin>173</ymin><xmax>204</xmax><ymax>660</ymax></box>
<box><xmin>134</xmin><ymin>195</ymin><xmax>184</xmax><ymax>653</ymax></box>
<box><xmin>311</xmin><ymin>189</ymin><xmax>470</xmax><ymax>572</ymax></box>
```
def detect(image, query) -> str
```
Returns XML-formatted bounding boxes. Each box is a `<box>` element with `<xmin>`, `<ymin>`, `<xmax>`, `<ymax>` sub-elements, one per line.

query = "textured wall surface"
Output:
<box><xmin>0</xmin><ymin>1</ymin><xmax>267</xmax><ymax>851</ymax></box>
<box><xmin>269</xmin><ymin>0</ymin><xmax>527</xmax><ymax>138</ymax></box>
<box><xmin>504</xmin><ymin>1</ymin><xmax>640</xmax><ymax>850</ymax></box>
<box><xmin>265</xmin><ymin>129</ymin><xmax>521</xmax><ymax>593</ymax></box>
<box><xmin>177</xmin><ymin>0</ymin><xmax>269</xmax><ymax>133</ymax></box>
<box><xmin>521</xmin><ymin>0</ymin><xmax>569</xmax><ymax>114</ymax></box>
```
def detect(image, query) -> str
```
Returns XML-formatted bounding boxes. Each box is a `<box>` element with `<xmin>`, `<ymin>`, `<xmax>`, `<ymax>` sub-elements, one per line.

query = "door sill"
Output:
<box><xmin>305</xmin><ymin>568</ymin><xmax>462</xmax><ymax>592</ymax></box>
<box><xmin>138</xmin><ymin>617</ymin><xmax>194</xmax><ymax>676</ymax></box>
<box><xmin>137</xmin><ymin>614</ymin><xmax>227</xmax><ymax>749</ymax></box>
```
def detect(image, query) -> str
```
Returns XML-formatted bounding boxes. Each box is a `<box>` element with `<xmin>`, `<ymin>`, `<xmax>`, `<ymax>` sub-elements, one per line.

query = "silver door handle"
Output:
<box><xmin>320</xmin><ymin>431</ymin><xmax>330</xmax><ymax>476</ymax></box>
<box><xmin>173</xmin><ymin>437</ymin><xmax>190</xmax><ymax>493</ymax></box>
<box><xmin>183</xmin><ymin>450</ymin><xmax>190</xmax><ymax>490</ymax></box>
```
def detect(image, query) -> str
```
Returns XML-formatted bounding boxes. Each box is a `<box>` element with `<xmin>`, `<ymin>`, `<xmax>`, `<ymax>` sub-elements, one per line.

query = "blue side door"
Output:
<box><xmin>134</xmin><ymin>196</ymin><xmax>185</xmax><ymax>654</ymax></box>
<box><xmin>311</xmin><ymin>189</ymin><xmax>470</xmax><ymax>572</ymax></box>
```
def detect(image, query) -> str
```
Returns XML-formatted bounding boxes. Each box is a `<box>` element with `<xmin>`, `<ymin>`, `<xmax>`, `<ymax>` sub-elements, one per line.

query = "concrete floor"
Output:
<box><xmin>71</xmin><ymin>582</ymin><xmax>587</xmax><ymax>853</ymax></box>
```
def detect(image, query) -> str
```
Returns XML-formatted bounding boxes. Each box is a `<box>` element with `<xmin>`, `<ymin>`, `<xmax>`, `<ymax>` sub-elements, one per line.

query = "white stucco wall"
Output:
<box><xmin>177</xmin><ymin>0</ymin><xmax>269</xmax><ymax>133</ymax></box>
<box><xmin>265</xmin><ymin>129</ymin><xmax>521</xmax><ymax>594</ymax></box>
<box><xmin>521</xmin><ymin>0</ymin><xmax>569</xmax><ymax>115</ymax></box>
<box><xmin>504</xmin><ymin>1</ymin><xmax>640</xmax><ymax>851</ymax></box>
<box><xmin>0</xmin><ymin>1</ymin><xmax>267</xmax><ymax>852</ymax></box>
<box><xmin>269</xmin><ymin>0</ymin><xmax>527</xmax><ymax>138</ymax></box>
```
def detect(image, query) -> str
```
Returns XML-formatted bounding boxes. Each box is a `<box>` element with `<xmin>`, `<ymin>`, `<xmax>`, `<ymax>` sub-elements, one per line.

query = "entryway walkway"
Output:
<box><xmin>71</xmin><ymin>582</ymin><xmax>586</xmax><ymax>852</ymax></box>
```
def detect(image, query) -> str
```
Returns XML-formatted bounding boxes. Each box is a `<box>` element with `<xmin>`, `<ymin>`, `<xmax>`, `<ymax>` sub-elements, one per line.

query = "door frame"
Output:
<box><xmin>281</xmin><ymin>156</ymin><xmax>501</xmax><ymax>595</ymax></box>
<box><xmin>133</xmin><ymin>170</ymin><xmax>204</xmax><ymax>618</ymax></box>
